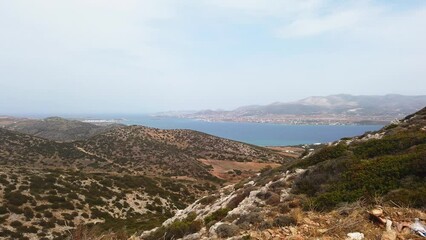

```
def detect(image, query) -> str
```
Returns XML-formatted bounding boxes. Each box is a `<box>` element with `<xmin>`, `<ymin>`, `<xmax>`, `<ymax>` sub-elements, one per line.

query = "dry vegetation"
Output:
<box><xmin>139</xmin><ymin>107</ymin><xmax>426</xmax><ymax>240</ymax></box>
<box><xmin>0</xmin><ymin>122</ymin><xmax>289</xmax><ymax>239</ymax></box>
<box><xmin>199</xmin><ymin>159</ymin><xmax>281</xmax><ymax>182</ymax></box>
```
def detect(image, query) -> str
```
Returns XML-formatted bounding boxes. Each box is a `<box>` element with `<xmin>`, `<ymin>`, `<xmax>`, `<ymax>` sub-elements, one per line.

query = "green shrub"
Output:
<box><xmin>310</xmin><ymin>147</ymin><xmax>426</xmax><ymax>210</ymax></box>
<box><xmin>10</xmin><ymin>220</ymin><xmax>23</xmax><ymax>228</ymax></box>
<box><xmin>294</xmin><ymin>144</ymin><xmax>347</xmax><ymax>168</ymax></box>
<box><xmin>23</xmin><ymin>207</ymin><xmax>34</xmax><ymax>219</ymax></box>
<box><xmin>384</xmin><ymin>187</ymin><xmax>426</xmax><ymax>207</ymax></box>
<box><xmin>198</xmin><ymin>195</ymin><xmax>218</xmax><ymax>205</ymax></box>
<box><xmin>204</xmin><ymin>208</ymin><xmax>230</xmax><ymax>225</ymax></box>
<box><xmin>235</xmin><ymin>212</ymin><xmax>262</xmax><ymax>227</ymax></box>
<box><xmin>7</xmin><ymin>204</ymin><xmax>23</xmax><ymax>214</ymax></box>
<box><xmin>352</xmin><ymin>131</ymin><xmax>426</xmax><ymax>159</ymax></box>
<box><xmin>145</xmin><ymin>214</ymin><xmax>202</xmax><ymax>240</ymax></box>
<box><xmin>62</xmin><ymin>213</ymin><xmax>74</xmax><ymax>221</ymax></box>
<box><xmin>293</xmin><ymin>128</ymin><xmax>426</xmax><ymax>210</ymax></box>
<box><xmin>44</xmin><ymin>195</ymin><xmax>66</xmax><ymax>203</ymax></box>
<box><xmin>44</xmin><ymin>211</ymin><xmax>53</xmax><ymax>218</ymax></box>
<box><xmin>273</xmin><ymin>215</ymin><xmax>296</xmax><ymax>227</ymax></box>
<box><xmin>0</xmin><ymin>206</ymin><xmax>8</xmax><ymax>214</ymax></box>
<box><xmin>216</xmin><ymin>223</ymin><xmax>239</xmax><ymax>238</ymax></box>
<box><xmin>5</xmin><ymin>191</ymin><xmax>31</xmax><ymax>206</ymax></box>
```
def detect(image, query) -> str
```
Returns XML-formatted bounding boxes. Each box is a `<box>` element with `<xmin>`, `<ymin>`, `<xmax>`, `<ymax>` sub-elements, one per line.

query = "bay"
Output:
<box><xmin>118</xmin><ymin>115</ymin><xmax>383</xmax><ymax>146</ymax></box>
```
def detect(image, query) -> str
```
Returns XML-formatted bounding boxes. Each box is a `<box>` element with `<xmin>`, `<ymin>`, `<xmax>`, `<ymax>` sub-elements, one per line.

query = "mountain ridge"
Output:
<box><xmin>164</xmin><ymin>94</ymin><xmax>426</xmax><ymax>125</ymax></box>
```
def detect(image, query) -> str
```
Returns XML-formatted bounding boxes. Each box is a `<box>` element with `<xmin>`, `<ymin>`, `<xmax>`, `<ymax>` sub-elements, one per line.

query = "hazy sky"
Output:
<box><xmin>1</xmin><ymin>0</ymin><xmax>426</xmax><ymax>114</ymax></box>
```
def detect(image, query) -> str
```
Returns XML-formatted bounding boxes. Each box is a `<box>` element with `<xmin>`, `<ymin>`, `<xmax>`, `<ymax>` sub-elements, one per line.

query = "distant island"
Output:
<box><xmin>156</xmin><ymin>94</ymin><xmax>426</xmax><ymax>125</ymax></box>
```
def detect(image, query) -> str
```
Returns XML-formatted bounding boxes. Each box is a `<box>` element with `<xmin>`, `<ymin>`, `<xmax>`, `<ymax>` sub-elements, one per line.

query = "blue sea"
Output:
<box><xmin>112</xmin><ymin>115</ymin><xmax>382</xmax><ymax>146</ymax></box>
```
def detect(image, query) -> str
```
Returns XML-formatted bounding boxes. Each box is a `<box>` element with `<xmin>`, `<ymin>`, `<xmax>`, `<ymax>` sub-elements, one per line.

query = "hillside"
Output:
<box><xmin>291</xmin><ymin>107</ymin><xmax>426</xmax><ymax>210</ymax></box>
<box><xmin>139</xmin><ymin>107</ymin><xmax>426</xmax><ymax>240</ymax></box>
<box><xmin>1</xmin><ymin>117</ymin><xmax>121</xmax><ymax>142</ymax></box>
<box><xmin>0</xmin><ymin>128</ymin><xmax>107</xmax><ymax>170</ymax></box>
<box><xmin>0</xmin><ymin>124</ymin><xmax>288</xmax><ymax>239</ymax></box>
<box><xmin>170</xmin><ymin>94</ymin><xmax>426</xmax><ymax>125</ymax></box>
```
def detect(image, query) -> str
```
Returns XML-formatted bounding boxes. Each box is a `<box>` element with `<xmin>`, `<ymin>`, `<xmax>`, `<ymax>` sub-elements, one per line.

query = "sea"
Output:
<box><xmin>108</xmin><ymin>115</ymin><xmax>383</xmax><ymax>146</ymax></box>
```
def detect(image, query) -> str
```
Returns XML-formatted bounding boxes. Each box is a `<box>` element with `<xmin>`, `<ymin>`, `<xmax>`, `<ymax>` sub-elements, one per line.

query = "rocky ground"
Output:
<box><xmin>136</xmin><ymin>107</ymin><xmax>426</xmax><ymax>240</ymax></box>
<box><xmin>137</xmin><ymin>167</ymin><xmax>425</xmax><ymax>240</ymax></box>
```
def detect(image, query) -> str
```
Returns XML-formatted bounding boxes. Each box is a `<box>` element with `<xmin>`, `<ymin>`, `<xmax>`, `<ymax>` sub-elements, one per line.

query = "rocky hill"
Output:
<box><xmin>76</xmin><ymin>126</ymin><xmax>285</xmax><ymax>177</ymax></box>
<box><xmin>1</xmin><ymin>117</ymin><xmax>121</xmax><ymax>142</ymax></box>
<box><xmin>139</xmin><ymin>107</ymin><xmax>426</xmax><ymax>240</ymax></box>
<box><xmin>0</xmin><ymin>124</ymin><xmax>288</xmax><ymax>239</ymax></box>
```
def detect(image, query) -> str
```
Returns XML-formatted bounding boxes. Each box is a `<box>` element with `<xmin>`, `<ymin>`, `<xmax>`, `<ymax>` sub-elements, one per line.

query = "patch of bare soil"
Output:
<box><xmin>198</xmin><ymin>158</ymin><xmax>281</xmax><ymax>183</ymax></box>
<box><xmin>266</xmin><ymin>146</ymin><xmax>305</xmax><ymax>158</ymax></box>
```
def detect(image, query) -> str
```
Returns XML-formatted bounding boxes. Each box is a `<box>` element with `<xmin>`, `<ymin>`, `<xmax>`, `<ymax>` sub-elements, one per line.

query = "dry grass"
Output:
<box><xmin>70</xmin><ymin>225</ymin><xmax>128</xmax><ymax>240</ymax></box>
<box><xmin>293</xmin><ymin>200</ymin><xmax>426</xmax><ymax>239</ymax></box>
<box><xmin>290</xmin><ymin>208</ymin><xmax>303</xmax><ymax>225</ymax></box>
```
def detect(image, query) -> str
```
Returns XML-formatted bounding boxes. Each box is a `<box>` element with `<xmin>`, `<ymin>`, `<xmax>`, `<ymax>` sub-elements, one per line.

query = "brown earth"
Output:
<box><xmin>198</xmin><ymin>158</ymin><xmax>281</xmax><ymax>183</ymax></box>
<box><xmin>266</xmin><ymin>146</ymin><xmax>305</xmax><ymax>158</ymax></box>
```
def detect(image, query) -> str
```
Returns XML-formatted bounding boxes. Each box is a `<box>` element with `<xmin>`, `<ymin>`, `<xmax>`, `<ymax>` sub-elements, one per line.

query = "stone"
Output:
<box><xmin>370</xmin><ymin>208</ymin><xmax>384</xmax><ymax>217</ymax></box>
<box><xmin>303</xmin><ymin>217</ymin><xmax>317</xmax><ymax>225</ymax></box>
<box><xmin>381</xmin><ymin>220</ymin><xmax>397</xmax><ymax>240</ymax></box>
<box><xmin>346</xmin><ymin>232</ymin><xmax>365</xmax><ymax>240</ymax></box>
<box><xmin>287</xmin><ymin>235</ymin><xmax>304</xmax><ymax>240</ymax></box>
<box><xmin>289</xmin><ymin>226</ymin><xmax>297</xmax><ymax>235</ymax></box>
<box><xmin>262</xmin><ymin>230</ymin><xmax>272</xmax><ymax>239</ymax></box>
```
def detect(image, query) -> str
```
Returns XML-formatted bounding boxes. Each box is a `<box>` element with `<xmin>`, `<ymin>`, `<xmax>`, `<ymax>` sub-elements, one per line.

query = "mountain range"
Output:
<box><xmin>166</xmin><ymin>94</ymin><xmax>426</xmax><ymax>125</ymax></box>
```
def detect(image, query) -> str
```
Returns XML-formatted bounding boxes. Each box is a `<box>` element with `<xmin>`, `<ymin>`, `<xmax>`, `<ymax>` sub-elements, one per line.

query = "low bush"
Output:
<box><xmin>235</xmin><ymin>212</ymin><xmax>262</xmax><ymax>228</ymax></box>
<box><xmin>145</xmin><ymin>213</ymin><xmax>202</xmax><ymax>240</ymax></box>
<box><xmin>273</xmin><ymin>215</ymin><xmax>296</xmax><ymax>227</ymax></box>
<box><xmin>204</xmin><ymin>208</ymin><xmax>230</xmax><ymax>226</ymax></box>
<box><xmin>23</xmin><ymin>207</ymin><xmax>34</xmax><ymax>219</ymax></box>
<box><xmin>7</xmin><ymin>204</ymin><xmax>23</xmax><ymax>214</ymax></box>
<box><xmin>198</xmin><ymin>195</ymin><xmax>218</xmax><ymax>205</ymax></box>
<box><xmin>0</xmin><ymin>206</ymin><xmax>8</xmax><ymax>214</ymax></box>
<box><xmin>293</xmin><ymin>144</ymin><xmax>347</xmax><ymax>168</ymax></box>
<box><xmin>216</xmin><ymin>223</ymin><xmax>239</xmax><ymax>238</ymax></box>
<box><xmin>227</xmin><ymin>187</ymin><xmax>253</xmax><ymax>209</ymax></box>
<box><xmin>10</xmin><ymin>220</ymin><xmax>23</xmax><ymax>228</ymax></box>
<box><xmin>5</xmin><ymin>191</ymin><xmax>31</xmax><ymax>206</ymax></box>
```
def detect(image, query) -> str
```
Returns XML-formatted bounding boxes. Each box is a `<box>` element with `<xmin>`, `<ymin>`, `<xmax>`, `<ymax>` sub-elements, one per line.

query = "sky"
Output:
<box><xmin>1</xmin><ymin>0</ymin><xmax>426</xmax><ymax>115</ymax></box>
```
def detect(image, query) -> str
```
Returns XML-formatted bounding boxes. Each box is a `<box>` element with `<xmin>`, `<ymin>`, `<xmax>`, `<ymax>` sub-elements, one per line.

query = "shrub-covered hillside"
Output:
<box><xmin>292</xmin><ymin>107</ymin><xmax>426</xmax><ymax>210</ymax></box>
<box><xmin>0</xmin><ymin>122</ymin><xmax>289</xmax><ymax>239</ymax></box>
<box><xmin>138</xmin><ymin>107</ymin><xmax>426</xmax><ymax>240</ymax></box>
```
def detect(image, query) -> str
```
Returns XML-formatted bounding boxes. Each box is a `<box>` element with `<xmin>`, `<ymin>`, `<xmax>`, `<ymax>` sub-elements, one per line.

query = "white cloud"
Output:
<box><xmin>276</xmin><ymin>9</ymin><xmax>368</xmax><ymax>38</ymax></box>
<box><xmin>1</xmin><ymin>0</ymin><xmax>426</xmax><ymax>113</ymax></box>
<box><xmin>203</xmin><ymin>0</ymin><xmax>324</xmax><ymax>17</ymax></box>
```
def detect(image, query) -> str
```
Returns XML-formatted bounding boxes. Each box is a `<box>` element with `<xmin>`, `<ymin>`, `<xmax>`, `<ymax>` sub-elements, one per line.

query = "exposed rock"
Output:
<box><xmin>370</xmin><ymin>208</ymin><xmax>384</xmax><ymax>217</ymax></box>
<box><xmin>346</xmin><ymin>232</ymin><xmax>365</xmax><ymax>240</ymax></box>
<box><xmin>381</xmin><ymin>220</ymin><xmax>396</xmax><ymax>240</ymax></box>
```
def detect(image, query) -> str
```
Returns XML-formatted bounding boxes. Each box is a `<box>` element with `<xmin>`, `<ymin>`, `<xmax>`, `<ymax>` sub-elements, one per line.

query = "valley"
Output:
<box><xmin>0</xmin><ymin>117</ymin><xmax>289</xmax><ymax>239</ymax></box>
